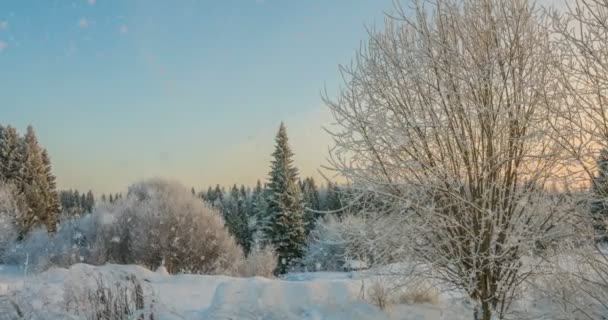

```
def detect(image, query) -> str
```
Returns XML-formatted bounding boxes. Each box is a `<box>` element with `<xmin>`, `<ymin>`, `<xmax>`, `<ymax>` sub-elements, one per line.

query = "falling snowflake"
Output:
<box><xmin>119</xmin><ymin>25</ymin><xmax>128</xmax><ymax>34</ymax></box>
<box><xmin>0</xmin><ymin>21</ymin><xmax>7</xmax><ymax>30</ymax></box>
<box><xmin>0</xmin><ymin>41</ymin><xmax>6</xmax><ymax>53</ymax></box>
<box><xmin>87</xmin><ymin>0</ymin><xmax>96</xmax><ymax>5</ymax></box>
<box><xmin>79</xmin><ymin>18</ymin><xmax>88</xmax><ymax>28</ymax></box>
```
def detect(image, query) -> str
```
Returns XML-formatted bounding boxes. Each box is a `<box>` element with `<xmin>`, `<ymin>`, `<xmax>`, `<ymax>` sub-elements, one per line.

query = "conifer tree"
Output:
<box><xmin>251</xmin><ymin>179</ymin><xmax>269</xmax><ymax>247</ymax></box>
<box><xmin>324</xmin><ymin>182</ymin><xmax>343</xmax><ymax>214</ymax></box>
<box><xmin>213</xmin><ymin>184</ymin><xmax>224</xmax><ymax>209</ymax></box>
<box><xmin>41</xmin><ymin>149</ymin><xmax>60</xmax><ymax>225</ymax></box>
<box><xmin>0</xmin><ymin>125</ymin><xmax>23</xmax><ymax>183</ymax></box>
<box><xmin>301</xmin><ymin>177</ymin><xmax>321</xmax><ymax>234</ymax></box>
<box><xmin>85</xmin><ymin>190</ymin><xmax>95</xmax><ymax>212</ymax></box>
<box><xmin>266</xmin><ymin>123</ymin><xmax>306</xmax><ymax>274</ymax></box>
<box><xmin>19</xmin><ymin>126</ymin><xmax>59</xmax><ymax>234</ymax></box>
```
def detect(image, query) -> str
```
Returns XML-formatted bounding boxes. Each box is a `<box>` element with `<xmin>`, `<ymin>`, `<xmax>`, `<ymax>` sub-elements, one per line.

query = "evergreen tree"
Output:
<box><xmin>41</xmin><ymin>149</ymin><xmax>60</xmax><ymax>224</ymax></box>
<box><xmin>250</xmin><ymin>179</ymin><xmax>269</xmax><ymax>247</ymax></box>
<box><xmin>109</xmin><ymin>194</ymin><xmax>114</xmax><ymax>203</ymax></box>
<box><xmin>101</xmin><ymin>194</ymin><xmax>107</xmax><ymax>203</ymax></box>
<box><xmin>213</xmin><ymin>184</ymin><xmax>224</xmax><ymax>209</ymax></box>
<box><xmin>205</xmin><ymin>186</ymin><xmax>215</xmax><ymax>203</ymax></box>
<box><xmin>85</xmin><ymin>190</ymin><xmax>95</xmax><ymax>212</ymax></box>
<box><xmin>301</xmin><ymin>177</ymin><xmax>321</xmax><ymax>234</ymax></box>
<box><xmin>0</xmin><ymin>125</ymin><xmax>23</xmax><ymax>183</ymax></box>
<box><xmin>20</xmin><ymin>126</ymin><xmax>59</xmax><ymax>234</ymax></box>
<box><xmin>266</xmin><ymin>123</ymin><xmax>306</xmax><ymax>274</ymax></box>
<box><xmin>324</xmin><ymin>182</ymin><xmax>343</xmax><ymax>214</ymax></box>
<box><xmin>238</xmin><ymin>185</ymin><xmax>252</xmax><ymax>254</ymax></box>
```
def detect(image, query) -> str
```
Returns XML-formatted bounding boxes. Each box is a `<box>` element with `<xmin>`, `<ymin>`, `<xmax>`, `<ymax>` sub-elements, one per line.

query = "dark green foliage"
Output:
<box><xmin>266</xmin><ymin>123</ymin><xmax>306</xmax><ymax>274</ymax></box>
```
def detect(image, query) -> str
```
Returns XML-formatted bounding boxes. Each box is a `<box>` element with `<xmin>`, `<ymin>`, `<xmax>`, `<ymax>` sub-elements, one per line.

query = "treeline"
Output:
<box><xmin>0</xmin><ymin>125</ymin><xmax>60</xmax><ymax>237</ymax></box>
<box><xmin>194</xmin><ymin>123</ymin><xmax>350</xmax><ymax>273</ymax></box>
<box><xmin>195</xmin><ymin>179</ymin><xmax>343</xmax><ymax>253</ymax></box>
<box><xmin>58</xmin><ymin>190</ymin><xmax>124</xmax><ymax>217</ymax></box>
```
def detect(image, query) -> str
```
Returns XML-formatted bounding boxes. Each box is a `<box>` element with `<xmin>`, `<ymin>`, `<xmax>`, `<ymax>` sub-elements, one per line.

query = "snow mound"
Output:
<box><xmin>203</xmin><ymin>277</ymin><xmax>386</xmax><ymax>319</ymax></box>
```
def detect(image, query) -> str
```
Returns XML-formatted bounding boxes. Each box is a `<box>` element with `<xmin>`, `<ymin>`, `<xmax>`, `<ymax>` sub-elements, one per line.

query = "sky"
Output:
<box><xmin>0</xmin><ymin>0</ymin><xmax>395</xmax><ymax>194</ymax></box>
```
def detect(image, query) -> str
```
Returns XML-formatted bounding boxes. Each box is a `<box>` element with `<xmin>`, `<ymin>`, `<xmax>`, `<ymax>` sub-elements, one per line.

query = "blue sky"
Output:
<box><xmin>0</xmin><ymin>0</ymin><xmax>392</xmax><ymax>193</ymax></box>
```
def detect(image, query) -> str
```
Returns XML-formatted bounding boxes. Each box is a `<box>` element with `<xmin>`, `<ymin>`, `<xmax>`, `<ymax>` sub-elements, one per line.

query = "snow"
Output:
<box><xmin>0</xmin><ymin>263</ymin><xmax>469</xmax><ymax>320</ymax></box>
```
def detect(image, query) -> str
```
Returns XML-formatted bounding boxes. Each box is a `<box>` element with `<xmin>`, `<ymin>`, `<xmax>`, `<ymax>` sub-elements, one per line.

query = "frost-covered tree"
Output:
<box><xmin>18</xmin><ymin>126</ymin><xmax>60</xmax><ymax>235</ymax></box>
<box><xmin>323</xmin><ymin>182</ymin><xmax>343</xmax><ymax>213</ymax></box>
<box><xmin>41</xmin><ymin>149</ymin><xmax>60</xmax><ymax>220</ymax></box>
<box><xmin>224</xmin><ymin>185</ymin><xmax>252</xmax><ymax>254</ymax></box>
<box><xmin>300</xmin><ymin>177</ymin><xmax>321</xmax><ymax>234</ymax></box>
<box><xmin>85</xmin><ymin>190</ymin><xmax>95</xmax><ymax>213</ymax></box>
<box><xmin>0</xmin><ymin>182</ymin><xmax>23</xmax><ymax>259</ymax></box>
<box><xmin>250</xmin><ymin>180</ymin><xmax>269</xmax><ymax>247</ymax></box>
<box><xmin>0</xmin><ymin>125</ymin><xmax>23</xmax><ymax>183</ymax></box>
<box><xmin>266</xmin><ymin>123</ymin><xmax>306</xmax><ymax>274</ymax></box>
<box><xmin>324</xmin><ymin>1</ymin><xmax>565</xmax><ymax>319</ymax></box>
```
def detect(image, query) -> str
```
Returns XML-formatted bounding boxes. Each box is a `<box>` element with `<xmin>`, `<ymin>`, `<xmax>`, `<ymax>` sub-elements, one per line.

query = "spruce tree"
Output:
<box><xmin>85</xmin><ymin>190</ymin><xmax>95</xmax><ymax>212</ymax></box>
<box><xmin>266</xmin><ymin>123</ymin><xmax>306</xmax><ymax>274</ymax></box>
<box><xmin>19</xmin><ymin>126</ymin><xmax>59</xmax><ymax>234</ymax></box>
<box><xmin>41</xmin><ymin>149</ymin><xmax>60</xmax><ymax>225</ymax></box>
<box><xmin>251</xmin><ymin>179</ymin><xmax>269</xmax><ymax>247</ymax></box>
<box><xmin>238</xmin><ymin>185</ymin><xmax>252</xmax><ymax>254</ymax></box>
<box><xmin>0</xmin><ymin>125</ymin><xmax>23</xmax><ymax>183</ymax></box>
<box><xmin>301</xmin><ymin>177</ymin><xmax>321</xmax><ymax>234</ymax></box>
<box><xmin>324</xmin><ymin>182</ymin><xmax>343</xmax><ymax>214</ymax></box>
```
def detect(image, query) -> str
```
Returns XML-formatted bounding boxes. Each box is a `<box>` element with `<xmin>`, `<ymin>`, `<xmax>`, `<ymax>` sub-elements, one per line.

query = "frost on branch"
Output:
<box><xmin>323</xmin><ymin>0</ymin><xmax>569</xmax><ymax>319</ymax></box>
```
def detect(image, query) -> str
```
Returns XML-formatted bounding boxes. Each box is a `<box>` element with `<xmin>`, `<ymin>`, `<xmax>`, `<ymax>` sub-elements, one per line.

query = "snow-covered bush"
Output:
<box><xmin>109</xmin><ymin>179</ymin><xmax>244</xmax><ymax>274</ymax></box>
<box><xmin>4</xmin><ymin>205</ymin><xmax>115</xmax><ymax>271</ymax></box>
<box><xmin>64</xmin><ymin>266</ymin><xmax>156</xmax><ymax>320</ymax></box>
<box><xmin>6</xmin><ymin>179</ymin><xmax>244</xmax><ymax>275</ymax></box>
<box><xmin>303</xmin><ymin>212</ymin><xmax>410</xmax><ymax>271</ymax></box>
<box><xmin>238</xmin><ymin>246</ymin><xmax>277</xmax><ymax>278</ymax></box>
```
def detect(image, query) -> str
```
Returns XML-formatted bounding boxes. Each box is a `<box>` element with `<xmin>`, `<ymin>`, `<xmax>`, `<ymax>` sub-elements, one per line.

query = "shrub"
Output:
<box><xmin>396</xmin><ymin>286</ymin><xmax>439</xmax><ymax>305</ymax></box>
<box><xmin>117</xmin><ymin>179</ymin><xmax>244</xmax><ymax>274</ymax></box>
<box><xmin>7</xmin><ymin>179</ymin><xmax>244</xmax><ymax>276</ymax></box>
<box><xmin>303</xmin><ymin>213</ymin><xmax>410</xmax><ymax>271</ymax></box>
<box><xmin>238</xmin><ymin>246</ymin><xmax>277</xmax><ymax>278</ymax></box>
<box><xmin>64</xmin><ymin>267</ymin><xmax>156</xmax><ymax>320</ymax></box>
<box><xmin>365</xmin><ymin>280</ymin><xmax>391</xmax><ymax>310</ymax></box>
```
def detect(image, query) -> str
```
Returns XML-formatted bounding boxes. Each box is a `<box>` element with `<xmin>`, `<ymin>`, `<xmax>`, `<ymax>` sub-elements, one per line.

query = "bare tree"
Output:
<box><xmin>545</xmin><ymin>1</ymin><xmax>608</xmax><ymax>318</ymax></box>
<box><xmin>324</xmin><ymin>0</ymin><xmax>567</xmax><ymax>319</ymax></box>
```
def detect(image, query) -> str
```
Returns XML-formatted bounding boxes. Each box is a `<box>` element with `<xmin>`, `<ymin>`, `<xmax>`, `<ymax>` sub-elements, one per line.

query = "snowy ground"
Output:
<box><xmin>0</xmin><ymin>264</ymin><xmax>472</xmax><ymax>320</ymax></box>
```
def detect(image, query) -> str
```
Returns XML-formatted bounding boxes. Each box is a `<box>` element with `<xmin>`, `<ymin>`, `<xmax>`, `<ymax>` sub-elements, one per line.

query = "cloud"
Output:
<box><xmin>79</xmin><ymin>18</ymin><xmax>88</xmax><ymax>28</ymax></box>
<box><xmin>0</xmin><ymin>41</ymin><xmax>6</xmax><ymax>53</ymax></box>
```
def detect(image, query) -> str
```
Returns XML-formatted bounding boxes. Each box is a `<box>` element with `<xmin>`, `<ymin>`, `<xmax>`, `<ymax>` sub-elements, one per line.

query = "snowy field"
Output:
<box><xmin>0</xmin><ymin>263</ymin><xmax>473</xmax><ymax>320</ymax></box>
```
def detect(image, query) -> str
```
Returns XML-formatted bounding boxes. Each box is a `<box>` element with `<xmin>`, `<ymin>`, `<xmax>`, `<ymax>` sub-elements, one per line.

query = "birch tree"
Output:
<box><xmin>324</xmin><ymin>0</ymin><xmax>564</xmax><ymax>319</ymax></box>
